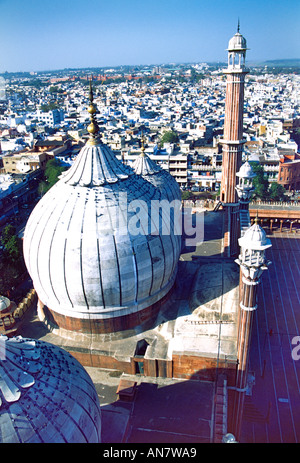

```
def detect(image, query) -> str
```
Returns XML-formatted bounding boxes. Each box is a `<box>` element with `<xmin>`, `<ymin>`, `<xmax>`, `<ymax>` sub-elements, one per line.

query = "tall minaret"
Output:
<box><xmin>231</xmin><ymin>217</ymin><xmax>272</xmax><ymax>440</ymax></box>
<box><xmin>220</xmin><ymin>23</ymin><xmax>249</xmax><ymax>257</ymax></box>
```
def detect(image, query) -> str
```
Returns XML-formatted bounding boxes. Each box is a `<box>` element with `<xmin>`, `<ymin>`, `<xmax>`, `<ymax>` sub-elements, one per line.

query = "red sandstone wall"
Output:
<box><xmin>172</xmin><ymin>354</ymin><xmax>237</xmax><ymax>385</ymax></box>
<box><xmin>65</xmin><ymin>348</ymin><xmax>136</xmax><ymax>374</ymax></box>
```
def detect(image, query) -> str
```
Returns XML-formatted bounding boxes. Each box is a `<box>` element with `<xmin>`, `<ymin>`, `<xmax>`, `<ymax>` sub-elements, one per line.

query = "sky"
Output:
<box><xmin>0</xmin><ymin>0</ymin><xmax>299</xmax><ymax>72</ymax></box>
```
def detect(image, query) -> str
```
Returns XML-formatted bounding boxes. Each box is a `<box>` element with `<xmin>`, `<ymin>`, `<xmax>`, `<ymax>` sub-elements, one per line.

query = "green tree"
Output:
<box><xmin>1</xmin><ymin>224</ymin><xmax>16</xmax><ymax>247</ymax></box>
<box><xmin>160</xmin><ymin>130</ymin><xmax>179</xmax><ymax>147</ymax></box>
<box><xmin>49</xmin><ymin>85</ymin><xmax>64</xmax><ymax>94</ymax></box>
<box><xmin>20</xmin><ymin>78</ymin><xmax>47</xmax><ymax>89</ymax></box>
<box><xmin>268</xmin><ymin>182</ymin><xmax>286</xmax><ymax>201</ymax></box>
<box><xmin>1</xmin><ymin>224</ymin><xmax>23</xmax><ymax>264</ymax></box>
<box><xmin>189</xmin><ymin>68</ymin><xmax>204</xmax><ymax>83</ymax></box>
<box><xmin>250</xmin><ymin>163</ymin><xmax>269</xmax><ymax>200</ymax></box>
<box><xmin>4</xmin><ymin>235</ymin><xmax>22</xmax><ymax>263</ymax></box>
<box><xmin>181</xmin><ymin>191</ymin><xmax>191</xmax><ymax>200</ymax></box>
<box><xmin>0</xmin><ymin>225</ymin><xmax>26</xmax><ymax>295</ymax></box>
<box><xmin>40</xmin><ymin>102</ymin><xmax>60</xmax><ymax>112</ymax></box>
<box><xmin>39</xmin><ymin>158</ymin><xmax>67</xmax><ymax>194</ymax></box>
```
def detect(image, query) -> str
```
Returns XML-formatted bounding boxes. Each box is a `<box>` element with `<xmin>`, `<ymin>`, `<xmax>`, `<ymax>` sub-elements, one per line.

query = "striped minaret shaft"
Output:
<box><xmin>220</xmin><ymin>26</ymin><xmax>249</xmax><ymax>257</ymax></box>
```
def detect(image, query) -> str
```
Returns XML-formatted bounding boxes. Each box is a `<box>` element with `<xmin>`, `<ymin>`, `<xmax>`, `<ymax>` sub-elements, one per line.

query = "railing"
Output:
<box><xmin>182</xmin><ymin>199</ymin><xmax>216</xmax><ymax>209</ymax></box>
<box><xmin>170</xmin><ymin>171</ymin><xmax>188</xmax><ymax>176</ymax></box>
<box><xmin>192</xmin><ymin>165</ymin><xmax>222</xmax><ymax>171</ymax></box>
<box><xmin>263</xmin><ymin>166</ymin><xmax>279</xmax><ymax>172</ymax></box>
<box><xmin>250</xmin><ymin>201</ymin><xmax>300</xmax><ymax>208</ymax></box>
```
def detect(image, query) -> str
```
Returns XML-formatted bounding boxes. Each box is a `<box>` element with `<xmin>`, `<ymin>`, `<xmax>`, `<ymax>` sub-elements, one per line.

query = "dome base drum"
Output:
<box><xmin>37</xmin><ymin>281</ymin><xmax>175</xmax><ymax>340</ymax></box>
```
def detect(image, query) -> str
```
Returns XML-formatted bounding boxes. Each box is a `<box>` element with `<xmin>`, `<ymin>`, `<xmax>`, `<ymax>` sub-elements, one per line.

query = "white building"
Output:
<box><xmin>36</xmin><ymin>109</ymin><xmax>64</xmax><ymax>127</ymax></box>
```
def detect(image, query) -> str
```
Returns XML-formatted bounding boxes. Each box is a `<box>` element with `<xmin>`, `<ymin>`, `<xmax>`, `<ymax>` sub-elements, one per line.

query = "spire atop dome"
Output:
<box><xmin>133</xmin><ymin>132</ymin><xmax>161</xmax><ymax>176</ymax></box>
<box><xmin>140</xmin><ymin>131</ymin><xmax>146</xmax><ymax>157</ymax></box>
<box><xmin>59</xmin><ymin>79</ymin><xmax>132</xmax><ymax>186</ymax></box>
<box><xmin>87</xmin><ymin>79</ymin><xmax>100</xmax><ymax>146</ymax></box>
<box><xmin>227</xmin><ymin>22</ymin><xmax>247</xmax><ymax>54</ymax></box>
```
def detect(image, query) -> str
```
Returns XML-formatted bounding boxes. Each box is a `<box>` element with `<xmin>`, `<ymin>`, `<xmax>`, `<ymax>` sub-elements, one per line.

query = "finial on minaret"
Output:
<box><xmin>237</xmin><ymin>18</ymin><xmax>240</xmax><ymax>33</ymax></box>
<box><xmin>87</xmin><ymin>77</ymin><xmax>100</xmax><ymax>145</ymax></box>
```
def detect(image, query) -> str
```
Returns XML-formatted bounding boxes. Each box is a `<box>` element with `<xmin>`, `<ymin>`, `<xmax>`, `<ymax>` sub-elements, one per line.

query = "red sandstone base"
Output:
<box><xmin>39</xmin><ymin>284</ymin><xmax>175</xmax><ymax>336</ymax></box>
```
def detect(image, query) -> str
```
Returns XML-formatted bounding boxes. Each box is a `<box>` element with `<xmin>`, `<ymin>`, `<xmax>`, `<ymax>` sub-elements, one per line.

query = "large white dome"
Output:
<box><xmin>0</xmin><ymin>335</ymin><xmax>101</xmax><ymax>443</ymax></box>
<box><xmin>23</xmin><ymin>95</ymin><xmax>181</xmax><ymax>335</ymax></box>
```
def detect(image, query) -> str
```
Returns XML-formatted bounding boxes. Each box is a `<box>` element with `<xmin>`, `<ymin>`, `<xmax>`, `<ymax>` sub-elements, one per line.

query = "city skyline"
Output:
<box><xmin>0</xmin><ymin>0</ymin><xmax>299</xmax><ymax>73</ymax></box>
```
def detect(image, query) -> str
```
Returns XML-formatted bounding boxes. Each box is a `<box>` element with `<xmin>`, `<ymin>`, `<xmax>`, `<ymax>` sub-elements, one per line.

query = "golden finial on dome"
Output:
<box><xmin>140</xmin><ymin>130</ymin><xmax>146</xmax><ymax>157</ymax></box>
<box><xmin>87</xmin><ymin>78</ymin><xmax>100</xmax><ymax>146</ymax></box>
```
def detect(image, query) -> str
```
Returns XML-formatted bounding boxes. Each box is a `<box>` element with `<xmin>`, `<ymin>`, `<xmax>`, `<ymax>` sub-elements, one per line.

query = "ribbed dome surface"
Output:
<box><xmin>0</xmin><ymin>335</ymin><xmax>101</xmax><ymax>443</ymax></box>
<box><xmin>23</xmin><ymin>141</ymin><xmax>181</xmax><ymax>324</ymax></box>
<box><xmin>239</xmin><ymin>223</ymin><xmax>272</xmax><ymax>251</ymax></box>
<box><xmin>0</xmin><ymin>296</ymin><xmax>10</xmax><ymax>312</ymax></box>
<box><xmin>228</xmin><ymin>32</ymin><xmax>247</xmax><ymax>51</ymax></box>
<box><xmin>236</xmin><ymin>161</ymin><xmax>256</xmax><ymax>180</ymax></box>
<box><xmin>61</xmin><ymin>143</ymin><xmax>132</xmax><ymax>186</ymax></box>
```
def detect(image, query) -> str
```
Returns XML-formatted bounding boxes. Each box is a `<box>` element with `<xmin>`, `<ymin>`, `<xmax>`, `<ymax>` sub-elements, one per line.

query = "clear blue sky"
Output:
<box><xmin>0</xmin><ymin>0</ymin><xmax>299</xmax><ymax>72</ymax></box>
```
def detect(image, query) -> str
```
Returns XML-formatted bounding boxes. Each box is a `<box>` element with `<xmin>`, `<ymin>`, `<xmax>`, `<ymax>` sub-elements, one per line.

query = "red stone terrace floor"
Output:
<box><xmin>240</xmin><ymin>231</ymin><xmax>300</xmax><ymax>443</ymax></box>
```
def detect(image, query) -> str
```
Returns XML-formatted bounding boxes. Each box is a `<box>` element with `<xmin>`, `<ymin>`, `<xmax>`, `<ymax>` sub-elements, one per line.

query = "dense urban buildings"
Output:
<box><xmin>0</xmin><ymin>25</ymin><xmax>300</xmax><ymax>445</ymax></box>
<box><xmin>0</xmin><ymin>63</ymin><xmax>299</xmax><ymax>213</ymax></box>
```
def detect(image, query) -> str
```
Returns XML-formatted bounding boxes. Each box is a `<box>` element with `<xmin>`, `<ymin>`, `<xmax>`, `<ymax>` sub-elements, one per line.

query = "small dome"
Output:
<box><xmin>132</xmin><ymin>152</ymin><xmax>161</xmax><ymax>177</ymax></box>
<box><xmin>132</xmin><ymin>150</ymin><xmax>181</xmax><ymax>202</ymax></box>
<box><xmin>0</xmin><ymin>335</ymin><xmax>101</xmax><ymax>443</ymax></box>
<box><xmin>0</xmin><ymin>296</ymin><xmax>10</xmax><ymax>312</ymax></box>
<box><xmin>228</xmin><ymin>32</ymin><xmax>247</xmax><ymax>51</ymax></box>
<box><xmin>236</xmin><ymin>161</ymin><xmax>256</xmax><ymax>179</ymax></box>
<box><xmin>239</xmin><ymin>222</ymin><xmax>272</xmax><ymax>251</ymax></box>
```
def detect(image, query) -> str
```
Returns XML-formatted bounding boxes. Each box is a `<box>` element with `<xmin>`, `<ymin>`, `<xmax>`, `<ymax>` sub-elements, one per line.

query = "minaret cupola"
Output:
<box><xmin>227</xmin><ymin>20</ymin><xmax>248</xmax><ymax>70</ymax></box>
<box><xmin>236</xmin><ymin>160</ymin><xmax>256</xmax><ymax>207</ymax></box>
<box><xmin>236</xmin><ymin>217</ymin><xmax>272</xmax><ymax>294</ymax></box>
